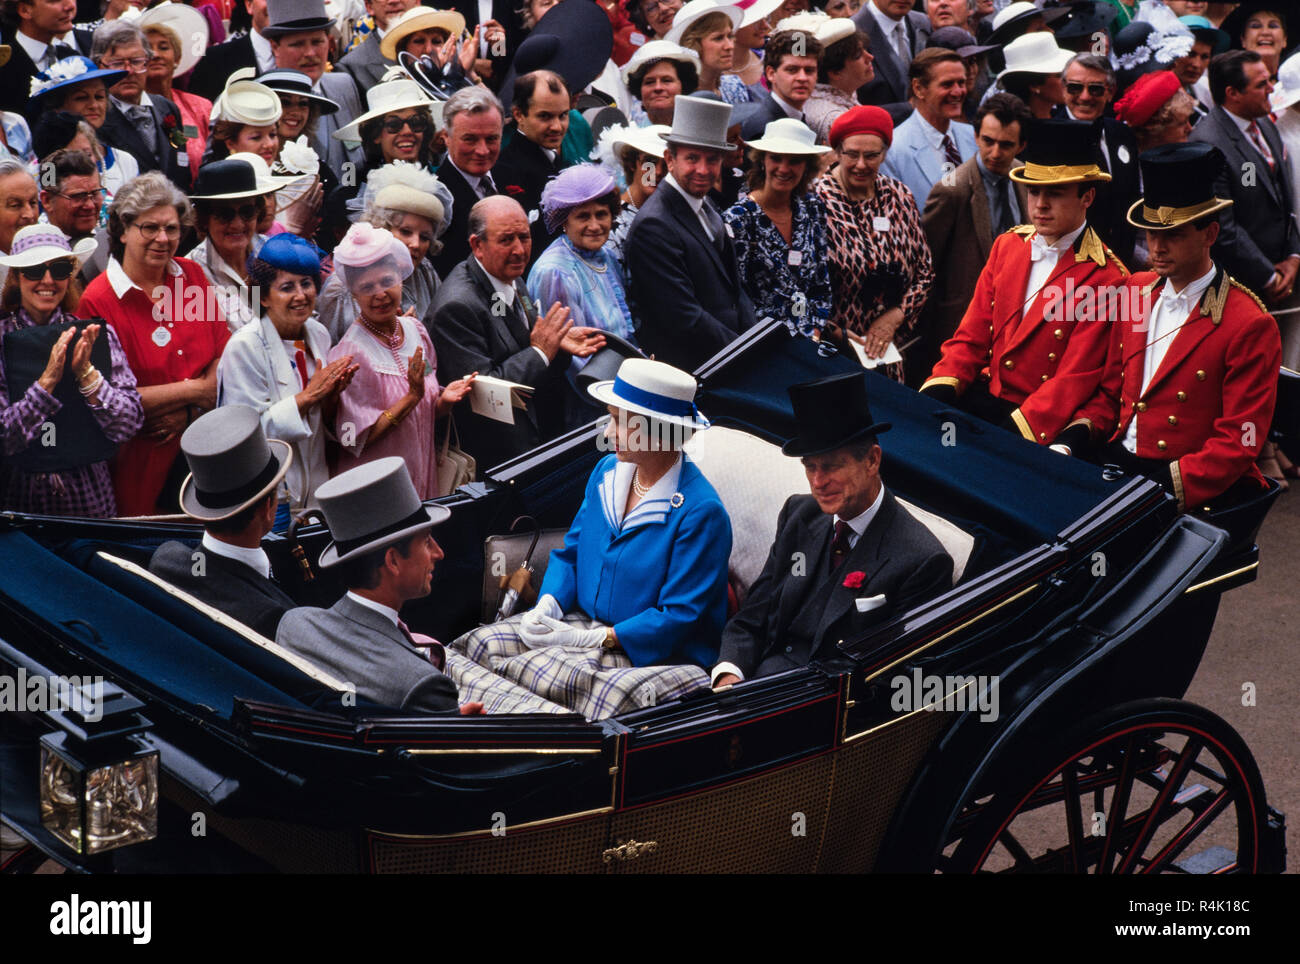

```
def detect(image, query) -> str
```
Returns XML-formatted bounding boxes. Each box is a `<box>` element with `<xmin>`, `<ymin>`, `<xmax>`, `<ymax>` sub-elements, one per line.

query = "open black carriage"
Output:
<box><xmin>0</xmin><ymin>321</ymin><xmax>1287</xmax><ymax>873</ymax></box>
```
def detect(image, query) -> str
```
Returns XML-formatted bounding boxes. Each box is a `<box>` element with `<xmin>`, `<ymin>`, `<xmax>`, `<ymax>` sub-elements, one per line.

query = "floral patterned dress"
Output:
<box><xmin>812</xmin><ymin>169</ymin><xmax>934</xmax><ymax>382</ymax></box>
<box><xmin>723</xmin><ymin>192</ymin><xmax>834</xmax><ymax>353</ymax></box>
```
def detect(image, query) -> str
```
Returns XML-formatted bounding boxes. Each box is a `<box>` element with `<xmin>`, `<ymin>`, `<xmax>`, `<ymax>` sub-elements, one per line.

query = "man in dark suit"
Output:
<box><xmin>712</xmin><ymin>373</ymin><xmax>953</xmax><ymax>686</ymax></box>
<box><xmin>851</xmin><ymin>0</ymin><xmax>932</xmax><ymax>122</ymax></box>
<box><xmin>431</xmin><ymin>195</ymin><xmax>604</xmax><ymax>471</ymax></box>
<box><xmin>740</xmin><ymin>29</ymin><xmax>824</xmax><ymax>139</ymax></box>
<box><xmin>1189</xmin><ymin>49</ymin><xmax>1300</xmax><ymax>305</ymax></box>
<box><xmin>1053</xmin><ymin>53</ymin><xmax>1139</xmax><ymax>267</ymax></box>
<box><xmin>915</xmin><ymin>92</ymin><xmax>1029</xmax><ymax>386</ymax></box>
<box><xmin>445</xmin><ymin>0</ymin><xmax>524</xmax><ymax>90</ymax></box>
<box><xmin>276</xmin><ymin>457</ymin><xmax>482</xmax><ymax>715</ymax></box>
<box><xmin>492</xmin><ymin>69</ymin><xmax>568</xmax><ymax>265</ymax></box>
<box><xmin>93</xmin><ymin>20</ymin><xmax>191</xmax><ymax>189</ymax></box>
<box><xmin>187</xmin><ymin>0</ymin><xmax>274</xmax><ymax>101</ymax></box>
<box><xmin>149</xmin><ymin>408</ymin><xmax>295</xmax><ymax>639</ymax></box>
<box><xmin>624</xmin><ymin>95</ymin><xmax>757</xmax><ymax>371</ymax></box>
<box><xmin>434</xmin><ymin>85</ymin><xmax>504</xmax><ymax>277</ymax></box>
<box><xmin>0</xmin><ymin>0</ymin><xmax>93</xmax><ymax>118</ymax></box>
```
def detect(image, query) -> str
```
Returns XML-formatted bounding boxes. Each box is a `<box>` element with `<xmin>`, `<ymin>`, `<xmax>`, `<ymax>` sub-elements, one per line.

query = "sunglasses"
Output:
<box><xmin>1065</xmin><ymin>81</ymin><xmax>1109</xmax><ymax>98</ymax></box>
<box><xmin>19</xmin><ymin>260</ymin><xmax>76</xmax><ymax>282</ymax></box>
<box><xmin>382</xmin><ymin>114</ymin><xmax>430</xmax><ymax>135</ymax></box>
<box><xmin>211</xmin><ymin>204</ymin><xmax>260</xmax><ymax>224</ymax></box>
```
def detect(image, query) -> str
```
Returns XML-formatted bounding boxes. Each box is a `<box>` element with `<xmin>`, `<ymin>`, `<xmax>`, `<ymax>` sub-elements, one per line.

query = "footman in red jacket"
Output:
<box><xmin>919</xmin><ymin>119</ymin><xmax>1129</xmax><ymax>446</ymax></box>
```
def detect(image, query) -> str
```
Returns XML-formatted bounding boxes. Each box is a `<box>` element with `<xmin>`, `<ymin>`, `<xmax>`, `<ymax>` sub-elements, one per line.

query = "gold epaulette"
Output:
<box><xmin>1009</xmin><ymin>224</ymin><xmax>1036</xmax><ymax>237</ymax></box>
<box><xmin>1074</xmin><ymin>226</ymin><xmax>1108</xmax><ymax>266</ymax></box>
<box><xmin>1226</xmin><ymin>275</ymin><xmax>1268</xmax><ymax>314</ymax></box>
<box><xmin>1105</xmin><ymin>245</ymin><xmax>1130</xmax><ymax>276</ymax></box>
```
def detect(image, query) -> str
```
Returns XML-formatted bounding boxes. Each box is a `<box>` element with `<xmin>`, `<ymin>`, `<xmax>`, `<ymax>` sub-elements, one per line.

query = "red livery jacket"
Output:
<box><xmin>1087</xmin><ymin>268</ymin><xmax>1280</xmax><ymax>510</ymax></box>
<box><xmin>922</xmin><ymin>223</ymin><xmax>1129</xmax><ymax>444</ymax></box>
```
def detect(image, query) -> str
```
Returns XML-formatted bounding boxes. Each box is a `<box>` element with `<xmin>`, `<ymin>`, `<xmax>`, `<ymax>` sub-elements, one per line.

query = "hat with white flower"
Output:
<box><xmin>30</xmin><ymin>56</ymin><xmax>125</xmax><ymax>103</ymax></box>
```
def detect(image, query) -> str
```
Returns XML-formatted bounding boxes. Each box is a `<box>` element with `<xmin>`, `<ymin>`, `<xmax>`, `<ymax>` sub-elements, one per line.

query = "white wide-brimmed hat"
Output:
<box><xmin>735</xmin><ymin>0</ymin><xmax>783</xmax><ymax>30</ymax></box>
<box><xmin>0</xmin><ymin>223</ymin><xmax>97</xmax><ymax>268</ymax></box>
<box><xmin>998</xmin><ymin>31</ymin><xmax>1074</xmax><ymax>79</ymax></box>
<box><xmin>665</xmin><ymin>0</ymin><xmax>742</xmax><ymax>45</ymax></box>
<box><xmin>211</xmin><ymin>68</ymin><xmax>283</xmax><ymax>125</ymax></box>
<box><xmin>380</xmin><ymin>6</ymin><xmax>467</xmax><ymax>61</ymax></box>
<box><xmin>316</xmin><ymin>456</ymin><xmax>449</xmax><ymax>568</ymax></box>
<box><xmin>744</xmin><ymin>117</ymin><xmax>829</xmax><ymax>155</ymax></box>
<box><xmin>332</xmin><ymin>75</ymin><xmax>437</xmax><ymax>142</ymax></box>
<box><xmin>139</xmin><ymin>1</ymin><xmax>210</xmax><ymax>77</ymax></box>
<box><xmin>178</xmin><ymin>406</ymin><xmax>292</xmax><ymax>522</ymax></box>
<box><xmin>613</xmin><ymin>123</ymin><xmax>672</xmax><ymax>158</ymax></box>
<box><xmin>588</xmin><ymin>358</ymin><xmax>709</xmax><ymax>430</ymax></box>
<box><xmin>621</xmin><ymin>40</ymin><xmax>701</xmax><ymax>86</ymax></box>
<box><xmin>1272</xmin><ymin>52</ymin><xmax>1300</xmax><ymax>112</ymax></box>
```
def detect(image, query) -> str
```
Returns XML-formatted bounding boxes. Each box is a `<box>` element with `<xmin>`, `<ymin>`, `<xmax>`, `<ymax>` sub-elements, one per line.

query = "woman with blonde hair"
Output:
<box><xmin>667</xmin><ymin>1</ymin><xmax>748</xmax><ymax>104</ymax></box>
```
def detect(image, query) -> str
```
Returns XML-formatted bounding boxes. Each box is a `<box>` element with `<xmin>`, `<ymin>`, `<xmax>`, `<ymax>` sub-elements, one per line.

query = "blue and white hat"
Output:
<box><xmin>588</xmin><ymin>358</ymin><xmax>709</xmax><ymax>430</ymax></box>
<box><xmin>30</xmin><ymin>56</ymin><xmax>125</xmax><ymax>102</ymax></box>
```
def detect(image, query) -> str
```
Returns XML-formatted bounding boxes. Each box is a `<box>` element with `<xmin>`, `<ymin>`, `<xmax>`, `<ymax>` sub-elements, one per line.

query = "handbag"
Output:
<box><xmin>435</xmin><ymin>414</ymin><xmax>475</xmax><ymax>497</ymax></box>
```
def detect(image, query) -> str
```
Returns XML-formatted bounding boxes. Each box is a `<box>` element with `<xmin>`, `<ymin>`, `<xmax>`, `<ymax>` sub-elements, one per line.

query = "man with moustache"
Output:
<box><xmin>38</xmin><ymin>150</ymin><xmax>110</xmax><ymax>284</ymax></box>
<box><xmin>882</xmin><ymin>47</ymin><xmax>976</xmax><ymax>210</ymax></box>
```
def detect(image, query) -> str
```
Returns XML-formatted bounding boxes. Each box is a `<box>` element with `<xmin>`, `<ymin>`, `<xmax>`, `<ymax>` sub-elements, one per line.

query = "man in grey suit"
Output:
<box><xmin>712</xmin><ymin>373</ymin><xmax>953</xmax><ymax>686</ymax></box>
<box><xmin>1188</xmin><ymin>50</ymin><xmax>1300</xmax><ymax>315</ymax></box>
<box><xmin>264</xmin><ymin>0</ymin><xmax>364</xmax><ymax>174</ymax></box>
<box><xmin>851</xmin><ymin>0</ymin><xmax>932</xmax><ymax>122</ymax></box>
<box><xmin>337</xmin><ymin>0</ymin><xmax>418</xmax><ymax>93</ymax></box>
<box><xmin>276</xmin><ymin>457</ymin><xmax>483</xmax><ymax>714</ymax></box>
<box><xmin>431</xmin><ymin>195</ymin><xmax>605</xmax><ymax>471</ymax></box>
<box><xmin>149</xmin><ymin>407</ymin><xmax>296</xmax><ymax>639</ymax></box>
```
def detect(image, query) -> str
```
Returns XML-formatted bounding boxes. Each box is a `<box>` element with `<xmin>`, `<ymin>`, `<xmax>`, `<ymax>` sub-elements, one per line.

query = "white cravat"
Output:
<box><xmin>1025</xmin><ymin>222</ymin><xmax>1086</xmax><ymax>307</ymax></box>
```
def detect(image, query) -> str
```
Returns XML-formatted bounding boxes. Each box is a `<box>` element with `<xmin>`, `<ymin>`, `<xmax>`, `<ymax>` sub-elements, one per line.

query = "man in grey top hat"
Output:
<box><xmin>149</xmin><ymin>406</ymin><xmax>297</xmax><ymax>639</ymax></box>
<box><xmin>276</xmin><ymin>457</ymin><xmax>483</xmax><ymax>715</ymax></box>
<box><xmin>624</xmin><ymin>95</ymin><xmax>757</xmax><ymax>372</ymax></box>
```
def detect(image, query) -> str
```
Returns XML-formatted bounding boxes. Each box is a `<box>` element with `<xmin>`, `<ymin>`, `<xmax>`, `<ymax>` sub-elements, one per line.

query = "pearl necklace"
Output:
<box><xmin>631</xmin><ymin>469</ymin><xmax>652</xmax><ymax>498</ymax></box>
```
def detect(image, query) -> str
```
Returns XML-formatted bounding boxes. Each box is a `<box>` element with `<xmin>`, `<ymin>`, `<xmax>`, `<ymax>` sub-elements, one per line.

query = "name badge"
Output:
<box><xmin>787</xmin><ymin>249</ymin><xmax>803</xmax><ymax>266</ymax></box>
<box><xmin>872</xmin><ymin>216</ymin><xmax>891</xmax><ymax>232</ymax></box>
<box><xmin>177</xmin><ymin>151</ymin><xmax>189</xmax><ymax>167</ymax></box>
<box><xmin>1117</xmin><ymin>144</ymin><xmax>1131</xmax><ymax>165</ymax></box>
<box><xmin>527</xmin><ymin>208</ymin><xmax>539</xmax><ymax>223</ymax></box>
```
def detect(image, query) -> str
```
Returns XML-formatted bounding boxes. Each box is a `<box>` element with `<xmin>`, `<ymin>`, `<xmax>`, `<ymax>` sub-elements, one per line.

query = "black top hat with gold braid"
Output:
<box><xmin>1126</xmin><ymin>142</ymin><xmax>1234</xmax><ymax>231</ymax></box>
<box><xmin>1009</xmin><ymin>118</ymin><xmax>1112</xmax><ymax>186</ymax></box>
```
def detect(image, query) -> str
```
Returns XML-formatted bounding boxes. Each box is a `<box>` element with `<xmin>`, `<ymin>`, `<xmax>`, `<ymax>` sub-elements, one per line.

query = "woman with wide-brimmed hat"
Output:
<box><xmin>0</xmin><ymin>224</ymin><xmax>143</xmax><ymax>517</ymax></box>
<box><xmin>622</xmin><ymin>40</ymin><xmax>700</xmax><ymax>127</ymax></box>
<box><xmin>333</xmin><ymin>70</ymin><xmax>442</xmax><ymax>180</ymax></box>
<box><xmin>326</xmin><ymin>222</ymin><xmax>476</xmax><ymax>498</ymax></box>
<box><xmin>725</xmin><ymin>117</ymin><xmax>833</xmax><ymax>353</ymax></box>
<box><xmin>139</xmin><ymin>1</ymin><xmax>213</xmax><ymax>175</ymax></box>
<box><xmin>206</xmin><ymin>70</ymin><xmax>284</xmax><ymax>167</ymax></box>
<box><xmin>666</xmin><ymin>0</ymin><xmax>747</xmax><ymax>104</ymax></box>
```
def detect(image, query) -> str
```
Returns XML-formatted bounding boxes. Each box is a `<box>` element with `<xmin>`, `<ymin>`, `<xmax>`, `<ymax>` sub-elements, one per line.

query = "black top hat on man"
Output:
<box><xmin>1126</xmin><ymin>141</ymin><xmax>1234</xmax><ymax>231</ymax></box>
<box><xmin>178</xmin><ymin>406</ymin><xmax>292</xmax><ymax>521</ymax></box>
<box><xmin>575</xmin><ymin>331</ymin><xmax>646</xmax><ymax>392</ymax></box>
<box><xmin>782</xmin><ymin>372</ymin><xmax>891</xmax><ymax>458</ymax></box>
<box><xmin>1009</xmin><ymin>118</ymin><xmax>1112</xmax><ymax>185</ymax></box>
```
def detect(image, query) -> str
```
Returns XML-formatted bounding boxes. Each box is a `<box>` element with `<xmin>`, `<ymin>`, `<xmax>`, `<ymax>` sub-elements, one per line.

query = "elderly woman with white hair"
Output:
<box><xmin>327</xmin><ymin>223</ymin><xmax>476</xmax><ymax>499</ymax></box>
<box><xmin>317</xmin><ymin>162</ymin><xmax>455</xmax><ymax>344</ymax></box>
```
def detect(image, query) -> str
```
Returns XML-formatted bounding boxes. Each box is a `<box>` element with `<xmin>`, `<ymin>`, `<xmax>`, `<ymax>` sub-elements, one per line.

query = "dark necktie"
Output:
<box><xmin>996</xmin><ymin>179</ymin><xmax>1014</xmax><ymax>235</ymax></box>
<box><xmin>830</xmin><ymin>519</ymin><xmax>852</xmax><ymax>567</ymax></box>
<box><xmin>941</xmin><ymin>132</ymin><xmax>962</xmax><ymax>168</ymax></box>
<box><xmin>703</xmin><ymin>201</ymin><xmax>726</xmax><ymax>252</ymax></box>
<box><xmin>46</xmin><ymin>42</ymin><xmax>78</xmax><ymax>67</ymax></box>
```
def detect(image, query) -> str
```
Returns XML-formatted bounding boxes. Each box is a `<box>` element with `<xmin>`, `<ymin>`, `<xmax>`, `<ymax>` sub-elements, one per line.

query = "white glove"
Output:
<box><xmin>518</xmin><ymin>613</ymin><xmax>605</xmax><ymax>649</ymax></box>
<box><xmin>533</xmin><ymin>593</ymin><xmax>564</xmax><ymax>621</ymax></box>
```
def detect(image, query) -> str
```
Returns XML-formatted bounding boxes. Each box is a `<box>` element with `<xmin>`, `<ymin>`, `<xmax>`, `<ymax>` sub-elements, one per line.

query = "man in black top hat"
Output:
<box><xmin>149</xmin><ymin>406</ymin><xmax>296</xmax><ymax>639</ymax></box>
<box><xmin>712</xmin><ymin>373</ymin><xmax>952</xmax><ymax>686</ymax></box>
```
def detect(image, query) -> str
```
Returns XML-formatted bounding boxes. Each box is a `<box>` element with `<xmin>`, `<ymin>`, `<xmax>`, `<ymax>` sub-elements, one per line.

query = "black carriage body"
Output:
<box><xmin>0</xmin><ymin>323</ymin><xmax>1282</xmax><ymax>873</ymax></box>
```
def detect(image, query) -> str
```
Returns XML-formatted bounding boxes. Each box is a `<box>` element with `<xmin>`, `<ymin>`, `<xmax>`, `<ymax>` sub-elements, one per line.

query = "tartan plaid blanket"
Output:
<box><xmin>450</xmin><ymin>613</ymin><xmax>711</xmax><ymax>721</ymax></box>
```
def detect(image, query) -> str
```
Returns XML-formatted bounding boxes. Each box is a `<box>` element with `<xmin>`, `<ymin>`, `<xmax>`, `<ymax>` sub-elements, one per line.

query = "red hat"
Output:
<box><xmin>829</xmin><ymin>105</ymin><xmax>894</xmax><ymax>150</ymax></box>
<box><xmin>1114</xmin><ymin>70</ymin><xmax>1182</xmax><ymax>128</ymax></box>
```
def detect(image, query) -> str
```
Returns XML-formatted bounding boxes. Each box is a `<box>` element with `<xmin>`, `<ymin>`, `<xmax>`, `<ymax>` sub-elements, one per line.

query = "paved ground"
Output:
<box><xmin>1185</xmin><ymin>482</ymin><xmax>1300</xmax><ymax>873</ymax></box>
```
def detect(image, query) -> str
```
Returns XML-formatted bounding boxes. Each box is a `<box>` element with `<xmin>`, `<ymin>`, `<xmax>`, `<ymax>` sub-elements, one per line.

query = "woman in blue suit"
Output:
<box><xmin>525</xmin><ymin>358</ymin><xmax>733</xmax><ymax>667</ymax></box>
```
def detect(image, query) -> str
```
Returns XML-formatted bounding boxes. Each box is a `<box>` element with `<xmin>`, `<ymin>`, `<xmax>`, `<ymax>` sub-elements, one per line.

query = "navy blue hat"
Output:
<box><xmin>1126</xmin><ymin>142</ymin><xmax>1233</xmax><ymax>230</ymax></box>
<box><xmin>254</xmin><ymin>233</ymin><xmax>322</xmax><ymax>278</ymax></box>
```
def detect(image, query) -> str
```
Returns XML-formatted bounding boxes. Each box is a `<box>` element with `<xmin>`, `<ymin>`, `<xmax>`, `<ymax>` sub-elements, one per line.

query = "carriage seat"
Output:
<box><xmin>682</xmin><ymin>425</ymin><xmax>973</xmax><ymax>599</ymax></box>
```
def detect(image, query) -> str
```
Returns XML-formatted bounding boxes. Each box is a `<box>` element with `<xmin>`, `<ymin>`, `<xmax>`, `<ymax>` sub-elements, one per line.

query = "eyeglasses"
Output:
<box><xmin>1065</xmin><ymin>81</ymin><xmax>1109</xmax><ymax>98</ymax></box>
<box><xmin>101</xmin><ymin>56</ymin><xmax>150</xmax><ymax>72</ymax></box>
<box><xmin>55</xmin><ymin>188</ymin><xmax>107</xmax><ymax>205</ymax></box>
<box><xmin>18</xmin><ymin>260</ymin><xmax>76</xmax><ymax>282</ymax></box>
<box><xmin>354</xmin><ymin>274</ymin><xmax>401</xmax><ymax>295</ymax></box>
<box><xmin>382</xmin><ymin>114</ymin><xmax>430</xmax><ymax>134</ymax></box>
<box><xmin>211</xmin><ymin>204</ymin><xmax>260</xmax><ymax>224</ymax></box>
<box><xmin>840</xmin><ymin>149</ymin><xmax>884</xmax><ymax>164</ymax></box>
<box><xmin>131</xmin><ymin>221</ymin><xmax>182</xmax><ymax>240</ymax></box>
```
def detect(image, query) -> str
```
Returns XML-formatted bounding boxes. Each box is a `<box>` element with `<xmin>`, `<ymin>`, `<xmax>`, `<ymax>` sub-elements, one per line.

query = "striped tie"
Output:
<box><xmin>942</xmin><ymin>132</ymin><xmax>962</xmax><ymax>168</ymax></box>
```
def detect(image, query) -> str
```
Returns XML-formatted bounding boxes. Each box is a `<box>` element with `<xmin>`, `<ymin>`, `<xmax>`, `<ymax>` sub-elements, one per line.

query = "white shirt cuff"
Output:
<box><xmin>531</xmin><ymin>345</ymin><xmax>550</xmax><ymax>365</ymax></box>
<box><xmin>711</xmin><ymin>662</ymin><xmax>745</xmax><ymax>686</ymax></box>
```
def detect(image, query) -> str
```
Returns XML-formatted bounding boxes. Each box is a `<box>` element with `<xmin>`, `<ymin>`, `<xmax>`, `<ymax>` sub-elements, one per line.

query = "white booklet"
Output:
<box><xmin>850</xmin><ymin>337</ymin><xmax>903</xmax><ymax>370</ymax></box>
<box><xmin>469</xmin><ymin>375</ymin><xmax>533</xmax><ymax>425</ymax></box>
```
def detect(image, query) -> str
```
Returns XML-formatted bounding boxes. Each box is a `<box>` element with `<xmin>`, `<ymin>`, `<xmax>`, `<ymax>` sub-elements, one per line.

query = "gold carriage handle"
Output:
<box><xmin>602</xmin><ymin>839</ymin><xmax>659</xmax><ymax>863</ymax></box>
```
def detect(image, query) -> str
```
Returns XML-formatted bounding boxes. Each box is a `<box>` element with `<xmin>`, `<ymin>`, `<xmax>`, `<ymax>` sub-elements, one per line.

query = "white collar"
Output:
<box><xmin>15</xmin><ymin>29</ymin><xmax>70</xmax><ymax>62</ymax></box>
<box><xmin>600</xmin><ymin>454</ymin><xmax>685</xmax><ymax>530</ymax></box>
<box><xmin>1033</xmin><ymin>220</ymin><xmax>1087</xmax><ymax>254</ymax></box>
<box><xmin>869</xmin><ymin>1</ymin><xmax>904</xmax><ymax>31</ymax></box>
<box><xmin>834</xmin><ymin>484</ymin><xmax>885</xmax><ymax>542</ymax></box>
<box><xmin>201</xmin><ymin>531</ymin><xmax>271</xmax><ymax>579</ymax></box>
<box><xmin>474</xmin><ymin>257</ymin><xmax>517</xmax><ymax>305</ymax></box>
<box><xmin>105</xmin><ymin>255</ymin><xmax>183</xmax><ymax>298</ymax></box>
<box><xmin>1224</xmin><ymin>107</ymin><xmax>1263</xmax><ymax>134</ymax></box>
<box><xmin>770</xmin><ymin>90</ymin><xmax>803</xmax><ymax>118</ymax></box>
<box><xmin>914</xmin><ymin>109</ymin><xmax>950</xmax><ymax>146</ymax></box>
<box><xmin>112</xmin><ymin>92</ymin><xmax>151</xmax><ymax>113</ymax></box>
<box><xmin>1157</xmin><ymin>264</ymin><xmax>1217</xmax><ymax>309</ymax></box>
<box><xmin>250</xmin><ymin>29</ymin><xmax>274</xmax><ymax>71</ymax></box>
<box><xmin>346</xmin><ymin>591</ymin><xmax>400</xmax><ymax>626</ymax></box>
<box><xmin>664</xmin><ymin>173</ymin><xmax>705</xmax><ymax>214</ymax></box>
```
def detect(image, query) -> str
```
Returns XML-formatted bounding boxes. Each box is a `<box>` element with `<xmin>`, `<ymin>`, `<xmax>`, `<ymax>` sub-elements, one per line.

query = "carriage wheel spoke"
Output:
<box><xmin>1061</xmin><ymin>763</ymin><xmax>1086</xmax><ymax>873</ymax></box>
<box><xmin>1139</xmin><ymin>786</ymin><xmax>1232</xmax><ymax>874</ymax></box>
<box><xmin>1117</xmin><ymin>737</ymin><xmax>1203</xmax><ymax>874</ymax></box>
<box><xmin>1098</xmin><ymin>735</ymin><xmax>1139</xmax><ymax>874</ymax></box>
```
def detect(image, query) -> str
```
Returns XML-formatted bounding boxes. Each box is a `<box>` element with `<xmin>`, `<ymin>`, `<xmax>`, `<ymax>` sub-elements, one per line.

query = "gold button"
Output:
<box><xmin>989</xmin><ymin>325</ymin><xmax>994</xmax><ymax>333</ymax></box>
<box><xmin>1136</xmin><ymin>401</ymin><xmax>1147</xmax><ymax>412</ymax></box>
<box><xmin>1048</xmin><ymin>352</ymin><xmax>1057</xmax><ymax>362</ymax></box>
<box><xmin>1177</xmin><ymin>391</ymin><xmax>1187</xmax><ymax>402</ymax></box>
<box><xmin>987</xmin><ymin>349</ymin><xmax>993</xmax><ymax>358</ymax></box>
<box><xmin>1196</xmin><ymin>370</ymin><xmax>1206</xmax><ymax>381</ymax></box>
<box><xmin>1003</xmin><ymin>359</ymin><xmax>1014</xmax><ymax>370</ymax></box>
<box><xmin>1168</xmin><ymin>415</ymin><xmax>1178</xmax><ymax>426</ymax></box>
<box><xmin>1054</xmin><ymin>329</ymin><xmax>1064</xmax><ymax>340</ymax></box>
<box><xmin>1040</xmin><ymin>374</ymin><xmax>1049</xmax><ymax>382</ymax></box>
<box><xmin>1039</xmin><ymin>432</ymin><xmax>1046</xmax><ymax>440</ymax></box>
<box><xmin>1157</xmin><ymin>440</ymin><xmax>1167</xmax><ymax>451</ymax></box>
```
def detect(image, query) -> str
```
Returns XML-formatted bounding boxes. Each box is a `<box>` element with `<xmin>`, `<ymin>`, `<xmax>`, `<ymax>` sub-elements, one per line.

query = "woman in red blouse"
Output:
<box><xmin>80</xmin><ymin>172</ymin><xmax>230</xmax><ymax>516</ymax></box>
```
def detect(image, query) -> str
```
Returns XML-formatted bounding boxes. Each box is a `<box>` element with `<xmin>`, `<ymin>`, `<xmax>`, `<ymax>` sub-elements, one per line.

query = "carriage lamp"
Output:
<box><xmin>38</xmin><ymin>684</ymin><xmax>158</xmax><ymax>856</ymax></box>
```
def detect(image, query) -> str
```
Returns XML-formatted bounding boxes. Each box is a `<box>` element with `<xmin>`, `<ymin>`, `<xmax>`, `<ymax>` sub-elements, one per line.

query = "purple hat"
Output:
<box><xmin>0</xmin><ymin>224</ymin><xmax>98</xmax><ymax>268</ymax></box>
<box><xmin>540</xmin><ymin>164</ymin><xmax>618</xmax><ymax>234</ymax></box>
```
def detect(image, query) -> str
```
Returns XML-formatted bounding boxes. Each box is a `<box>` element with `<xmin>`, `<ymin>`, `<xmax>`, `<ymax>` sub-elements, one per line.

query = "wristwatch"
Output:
<box><xmin>602</xmin><ymin>627</ymin><xmax>618</xmax><ymax>650</ymax></box>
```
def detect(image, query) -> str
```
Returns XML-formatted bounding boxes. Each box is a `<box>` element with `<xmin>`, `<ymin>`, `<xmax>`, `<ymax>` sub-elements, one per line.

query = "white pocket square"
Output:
<box><xmin>855</xmin><ymin>594</ymin><xmax>887</xmax><ymax>614</ymax></box>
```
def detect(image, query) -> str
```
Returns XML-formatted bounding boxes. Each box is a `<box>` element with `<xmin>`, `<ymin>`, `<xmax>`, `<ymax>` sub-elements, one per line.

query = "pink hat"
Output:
<box><xmin>333</xmin><ymin>222</ymin><xmax>414</xmax><ymax>292</ymax></box>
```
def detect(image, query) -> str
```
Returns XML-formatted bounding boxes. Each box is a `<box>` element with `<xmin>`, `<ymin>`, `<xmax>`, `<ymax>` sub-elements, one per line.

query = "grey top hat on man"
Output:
<box><xmin>316</xmin><ymin>457</ymin><xmax>451</xmax><ymax>568</ymax></box>
<box><xmin>178</xmin><ymin>407</ymin><xmax>292</xmax><ymax>522</ymax></box>
<box><xmin>661</xmin><ymin>95</ymin><xmax>735</xmax><ymax>152</ymax></box>
<box><xmin>264</xmin><ymin>0</ymin><xmax>335</xmax><ymax>38</ymax></box>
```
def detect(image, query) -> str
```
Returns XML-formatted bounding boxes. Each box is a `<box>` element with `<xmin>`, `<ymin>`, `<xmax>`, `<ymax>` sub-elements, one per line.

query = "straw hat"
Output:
<box><xmin>998</xmin><ymin>31</ymin><xmax>1074</xmax><ymax>79</ymax></box>
<box><xmin>588</xmin><ymin>358</ymin><xmax>709</xmax><ymax>430</ymax></box>
<box><xmin>0</xmin><ymin>224</ymin><xmax>97</xmax><ymax>268</ymax></box>
<box><xmin>332</xmin><ymin>76</ymin><xmax>436</xmax><ymax>143</ymax></box>
<box><xmin>380</xmin><ymin>6</ymin><xmax>467</xmax><ymax>61</ymax></box>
